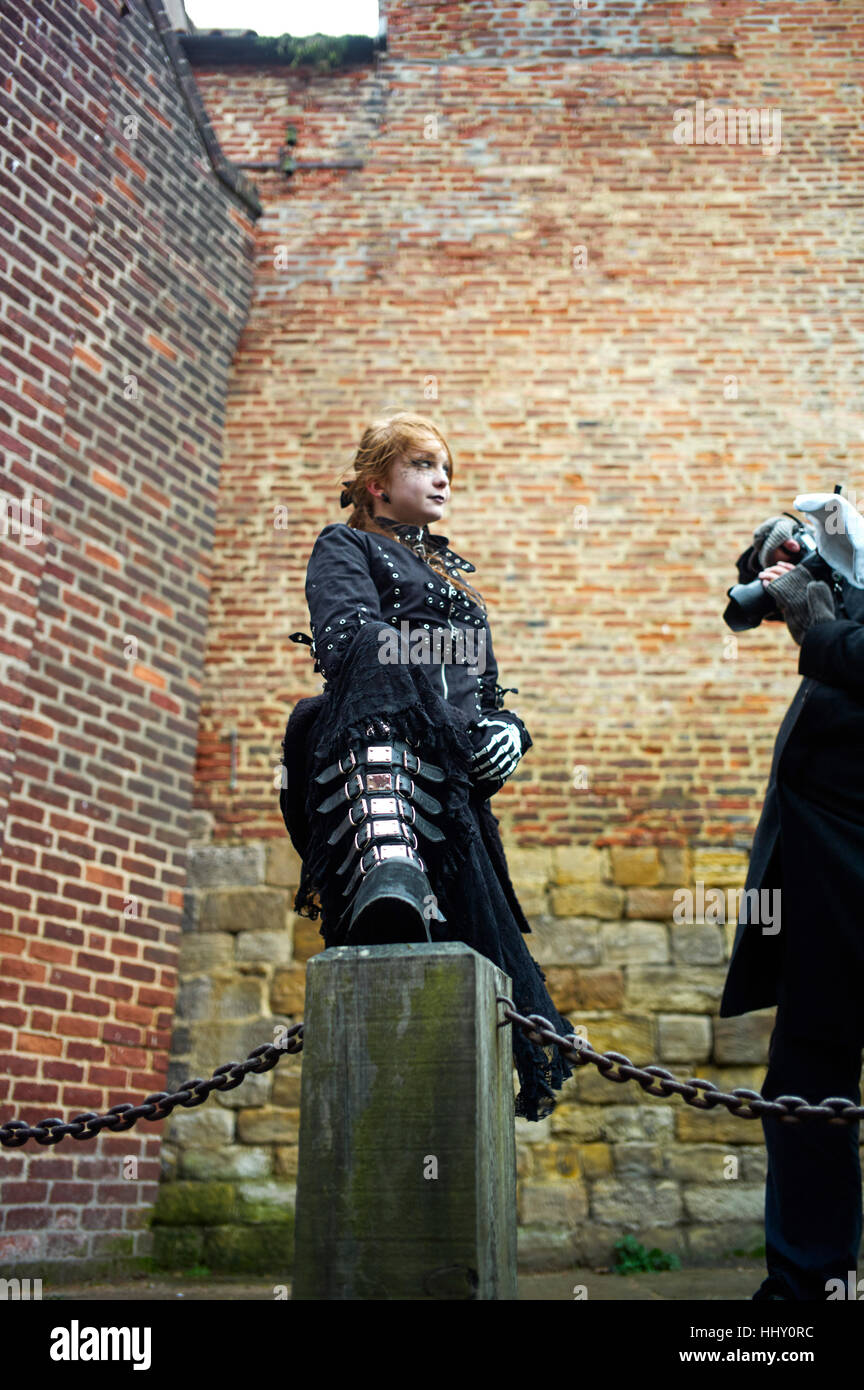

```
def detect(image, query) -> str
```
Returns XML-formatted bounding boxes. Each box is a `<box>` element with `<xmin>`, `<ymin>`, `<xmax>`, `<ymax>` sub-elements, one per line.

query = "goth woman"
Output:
<box><xmin>280</xmin><ymin>411</ymin><xmax>574</xmax><ymax>1121</ymax></box>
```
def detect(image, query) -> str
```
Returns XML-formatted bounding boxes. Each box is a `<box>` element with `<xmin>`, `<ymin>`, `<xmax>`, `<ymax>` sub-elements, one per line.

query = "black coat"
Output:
<box><xmin>279</xmin><ymin>517</ymin><xmax>574</xmax><ymax>1121</ymax></box>
<box><xmin>719</xmin><ymin>574</ymin><xmax>864</xmax><ymax>1042</ymax></box>
<box><xmin>302</xmin><ymin>517</ymin><xmax>515</xmax><ymax>719</ymax></box>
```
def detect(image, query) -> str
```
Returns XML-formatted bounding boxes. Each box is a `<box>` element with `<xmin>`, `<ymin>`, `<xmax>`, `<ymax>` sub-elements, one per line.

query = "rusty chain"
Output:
<box><xmin>4</xmin><ymin>991</ymin><xmax>863</xmax><ymax>1147</ymax></box>
<box><xmin>497</xmin><ymin>998</ymin><xmax>864</xmax><ymax>1125</ymax></box>
<box><xmin>0</xmin><ymin>1026</ymin><xmax>304</xmax><ymax>1148</ymax></box>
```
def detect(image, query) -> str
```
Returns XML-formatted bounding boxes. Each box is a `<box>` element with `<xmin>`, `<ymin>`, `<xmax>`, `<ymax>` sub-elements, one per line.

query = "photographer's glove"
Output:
<box><xmin>748</xmin><ymin>515</ymin><xmax>800</xmax><ymax>575</ymax></box>
<box><xmin>765</xmin><ymin>565</ymin><xmax>836</xmax><ymax>646</ymax></box>
<box><xmin>466</xmin><ymin>710</ymin><xmax>531</xmax><ymax>798</ymax></box>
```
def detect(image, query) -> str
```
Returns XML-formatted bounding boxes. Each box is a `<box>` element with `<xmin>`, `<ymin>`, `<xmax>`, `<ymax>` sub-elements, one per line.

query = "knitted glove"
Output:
<box><xmin>466</xmin><ymin>710</ymin><xmax>531</xmax><ymax>798</ymax></box>
<box><xmin>748</xmin><ymin>515</ymin><xmax>800</xmax><ymax>575</ymax></box>
<box><xmin>765</xmin><ymin>565</ymin><xmax>836</xmax><ymax>645</ymax></box>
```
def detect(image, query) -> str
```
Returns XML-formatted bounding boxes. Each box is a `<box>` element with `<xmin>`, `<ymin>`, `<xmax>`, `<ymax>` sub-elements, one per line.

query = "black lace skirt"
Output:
<box><xmin>279</xmin><ymin>623</ymin><xmax>574</xmax><ymax>1121</ymax></box>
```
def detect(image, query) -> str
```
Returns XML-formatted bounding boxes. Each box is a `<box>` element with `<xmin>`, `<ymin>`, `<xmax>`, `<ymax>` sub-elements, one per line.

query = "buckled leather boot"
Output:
<box><xmin>311</xmin><ymin>721</ymin><xmax>449</xmax><ymax>945</ymax></box>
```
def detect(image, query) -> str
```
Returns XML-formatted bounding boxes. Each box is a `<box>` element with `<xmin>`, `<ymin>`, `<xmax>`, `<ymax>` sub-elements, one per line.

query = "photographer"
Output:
<box><xmin>719</xmin><ymin>503</ymin><xmax>864</xmax><ymax>1301</ymax></box>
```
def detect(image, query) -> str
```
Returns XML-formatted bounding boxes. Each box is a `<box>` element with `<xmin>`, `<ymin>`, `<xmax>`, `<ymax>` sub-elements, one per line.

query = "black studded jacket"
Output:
<box><xmin>291</xmin><ymin>517</ymin><xmax>520</xmax><ymax>724</ymax></box>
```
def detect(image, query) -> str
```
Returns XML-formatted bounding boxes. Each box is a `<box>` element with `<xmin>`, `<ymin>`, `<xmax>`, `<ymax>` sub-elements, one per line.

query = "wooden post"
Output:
<box><xmin>292</xmin><ymin>941</ymin><xmax>517</xmax><ymax>1300</ymax></box>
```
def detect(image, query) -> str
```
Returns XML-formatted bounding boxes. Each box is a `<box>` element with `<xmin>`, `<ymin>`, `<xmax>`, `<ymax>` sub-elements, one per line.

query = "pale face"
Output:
<box><xmin>368</xmin><ymin>438</ymin><xmax>451</xmax><ymax>527</ymax></box>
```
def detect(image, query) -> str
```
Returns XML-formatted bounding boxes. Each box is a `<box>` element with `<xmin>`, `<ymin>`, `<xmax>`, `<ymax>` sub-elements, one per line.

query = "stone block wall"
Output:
<box><xmin>160</xmin><ymin>829</ymin><xmax>824</xmax><ymax>1270</ymax></box>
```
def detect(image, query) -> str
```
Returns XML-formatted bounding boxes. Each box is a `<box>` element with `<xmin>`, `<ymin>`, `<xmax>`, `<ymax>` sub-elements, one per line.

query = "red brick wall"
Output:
<box><xmin>191</xmin><ymin>0</ymin><xmax>863</xmax><ymax>852</ymax></box>
<box><xmin>0</xmin><ymin>0</ymin><xmax>254</xmax><ymax>1275</ymax></box>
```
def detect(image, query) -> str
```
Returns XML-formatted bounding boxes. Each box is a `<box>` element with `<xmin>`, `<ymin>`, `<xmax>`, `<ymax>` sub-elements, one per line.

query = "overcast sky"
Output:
<box><xmin>184</xmin><ymin>0</ymin><xmax>380</xmax><ymax>36</ymax></box>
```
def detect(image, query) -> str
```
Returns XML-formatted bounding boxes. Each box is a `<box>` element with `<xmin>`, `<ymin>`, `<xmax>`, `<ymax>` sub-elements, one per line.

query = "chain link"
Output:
<box><xmin>5</xmin><ymin>991</ymin><xmax>862</xmax><ymax>1147</ymax></box>
<box><xmin>497</xmin><ymin>998</ymin><xmax>863</xmax><ymax>1125</ymax></box>
<box><xmin>0</xmin><ymin>1027</ymin><xmax>304</xmax><ymax>1148</ymax></box>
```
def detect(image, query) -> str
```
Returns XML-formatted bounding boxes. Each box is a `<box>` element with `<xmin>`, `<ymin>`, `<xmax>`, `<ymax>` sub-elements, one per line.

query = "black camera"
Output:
<box><xmin>724</xmin><ymin>522</ymin><xmax>822</xmax><ymax>632</ymax></box>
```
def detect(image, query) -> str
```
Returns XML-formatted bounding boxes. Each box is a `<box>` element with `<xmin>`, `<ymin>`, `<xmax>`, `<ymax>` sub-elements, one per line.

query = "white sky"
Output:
<box><xmin>184</xmin><ymin>0</ymin><xmax>380</xmax><ymax>36</ymax></box>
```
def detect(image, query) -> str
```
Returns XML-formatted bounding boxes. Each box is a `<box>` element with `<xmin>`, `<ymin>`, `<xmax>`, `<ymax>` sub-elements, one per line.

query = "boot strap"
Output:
<box><xmin>342</xmin><ymin>842</ymin><xmax>428</xmax><ymax>903</ymax></box>
<box><xmin>328</xmin><ymin>795</ymin><xmax>445</xmax><ymax>850</ymax></box>
<box><xmin>315</xmin><ymin>741</ymin><xmax>445</xmax><ymax>786</ymax></box>
<box><xmin>335</xmin><ymin>817</ymin><xmax>417</xmax><ymax>877</ymax></box>
<box><xmin>316</xmin><ymin>769</ymin><xmax>443</xmax><ymax>817</ymax></box>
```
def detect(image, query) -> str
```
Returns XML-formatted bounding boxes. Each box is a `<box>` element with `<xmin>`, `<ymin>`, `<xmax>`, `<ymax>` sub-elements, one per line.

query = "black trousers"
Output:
<box><xmin>759</xmin><ymin>983</ymin><xmax>863</xmax><ymax>1300</ymax></box>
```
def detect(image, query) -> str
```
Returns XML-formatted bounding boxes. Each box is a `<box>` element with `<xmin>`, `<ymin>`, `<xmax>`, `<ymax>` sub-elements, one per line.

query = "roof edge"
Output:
<box><xmin>178</xmin><ymin>31</ymin><xmax>386</xmax><ymax>69</ymax></box>
<box><xmin>143</xmin><ymin>0</ymin><xmax>264</xmax><ymax>220</ymax></box>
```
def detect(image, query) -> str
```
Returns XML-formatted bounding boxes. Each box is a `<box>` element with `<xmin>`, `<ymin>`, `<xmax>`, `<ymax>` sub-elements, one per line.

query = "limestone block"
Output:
<box><xmin>591</xmin><ymin>1178</ymin><xmax>682</xmax><ymax>1228</ymax></box>
<box><xmin>659</xmin><ymin>846</ymin><xmax>692</xmax><ymax>886</ymax></box>
<box><xmin>676</xmin><ymin>1109</ymin><xmax>764</xmax><ymax>1144</ymax></box>
<box><xmin>505</xmin><ymin>847</ymin><xmax>554</xmax><ymax>885</ymax></box>
<box><xmin>550</xmin><ymin>884</ymin><xmax>624</xmax><ymax>919</ymax></box>
<box><xmin>713</xmin><ymin>1013</ymin><xmax>774</xmax><ymax>1064</ymax></box>
<box><xmin>610</xmin><ymin>847</ymin><xmax>660</xmax><ymax>886</ymax></box>
<box><xmin>186</xmin><ymin>844</ymin><xmax>265</xmax><ymax>890</ymax></box>
<box><xmin>600</xmin><ymin>920</ymin><xmax>669</xmax><ymax>964</ymax></box>
<box><xmin>663</xmin><ymin>1144</ymin><xmax>736</xmax><ymax>1183</ymax></box>
<box><xmin>180</xmin><ymin>1145</ymin><xmax>273</xmax><ymax>1180</ymax></box>
<box><xmin>291</xmin><ymin>914</ymin><xmax>325</xmax><ymax>964</ymax></box>
<box><xmin>234</xmin><ymin>1180</ymin><xmax>297</xmax><ymax>1224</ymax></box>
<box><xmin>625</xmin><ymin>888</ymin><xmax>679</xmax><ymax>921</ymax></box>
<box><xmin>199</xmin><ymin>888</ymin><xmax>290</xmax><ymax>935</ymax></box>
<box><xmin>625</xmin><ymin>966</ymin><xmax>725</xmax><ymax>1013</ymax></box>
<box><xmin>176</xmin><ymin>975</ymin><xmax>265</xmax><ymax>1022</ymax></box>
<box><xmin>551</xmin><ymin>845</ymin><xmax>610</xmax><ymax>885</ymax></box>
<box><xmin>271</xmin><ymin>966</ymin><xmax>308</xmax><ymax>1014</ymax></box>
<box><xmin>236</xmin><ymin>929</ymin><xmax>294</xmax><ymax>965</ymax></box>
<box><xmin>274</xmin><ymin>1146</ymin><xmax>299</xmax><ymax>1180</ymax></box>
<box><xmin>520</xmin><ymin>1180</ymin><xmax>588</xmax><ymax>1227</ymax></box>
<box><xmin>687</xmin><ymin>1223</ymin><xmax>765</xmax><ymax>1265</ymax></box>
<box><xmin>271</xmin><ymin>1060</ymin><xmax>303</xmax><ymax>1108</ymax></box>
<box><xmin>527</xmin><ymin>916</ymin><xmax>601</xmax><ymax>967</ymax></box>
<box><xmin>739</xmin><ymin>1149</ymin><xmax>769</xmax><ymax>1183</ymax></box>
<box><xmin>516</xmin><ymin>1227</ymin><xmax>577</xmax><ymax>1272</ymax></box>
<box><xmin>658</xmin><ymin>1014</ymin><xmax>713</xmax><ymax>1063</ymax></box>
<box><xmin>690</xmin><ymin>849</ymin><xmax>749</xmax><ymax>887</ymax></box>
<box><xmin>549</xmin><ymin>1105</ymin><xmax>605</xmax><ymax>1143</ymax></box>
<box><xmin>576</xmin><ymin>1143</ymin><xmax>613</xmax><ymax>1180</ymax></box>
<box><xmin>670</xmin><ymin>924</ymin><xmax>725</xmax><ymax>964</ymax></box>
<box><xmin>562</xmin><ymin>968</ymin><xmax>624</xmax><ymax>1011</ymax></box>
<box><xmin>178</xmin><ymin>933</ymin><xmax>234</xmax><ymax>973</ymax></box>
<box><xmin>266</xmin><ymin>839</ymin><xmax>302</xmax><ymax>887</ymax></box>
<box><xmin>526</xmin><ymin>1141</ymin><xmax>582</xmax><ymax>1181</ymax></box>
<box><xmin>580</xmin><ymin>1013</ymin><xmax>654</xmax><ymax>1059</ymax></box>
<box><xmin>514</xmin><ymin>886</ymin><xmax>547</xmax><ymax>916</ymax></box>
<box><xmin>682</xmin><ymin>1185</ymin><xmax>765</xmax><ymax>1223</ymax></box>
<box><xmin>162</xmin><ymin>1105</ymin><xmax>235</xmax><ymax>1148</ymax></box>
<box><xmin>237</xmin><ymin>1106</ymin><xmax>300</xmax><ymax>1145</ymax></box>
<box><xmin>612</xmin><ymin>1143</ymin><xmax>664</xmax><ymax>1178</ymax></box>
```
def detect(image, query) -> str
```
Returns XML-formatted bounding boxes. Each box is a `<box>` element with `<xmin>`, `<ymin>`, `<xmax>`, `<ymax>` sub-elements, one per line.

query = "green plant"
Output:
<box><xmin>181</xmin><ymin>1264</ymin><xmax>211</xmax><ymax>1279</ymax></box>
<box><xmin>613</xmin><ymin>1234</ymin><xmax>681</xmax><ymax>1275</ymax></box>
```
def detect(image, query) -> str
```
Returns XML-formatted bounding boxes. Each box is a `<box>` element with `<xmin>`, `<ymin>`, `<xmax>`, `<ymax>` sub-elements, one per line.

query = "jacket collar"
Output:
<box><xmin>376</xmin><ymin>515</ymin><xmax>448</xmax><ymax>549</ymax></box>
<box><xmin>375</xmin><ymin>515</ymin><xmax>475</xmax><ymax>573</ymax></box>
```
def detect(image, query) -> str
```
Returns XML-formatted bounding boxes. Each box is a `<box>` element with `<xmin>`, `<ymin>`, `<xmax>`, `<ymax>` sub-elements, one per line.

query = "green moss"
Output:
<box><xmin>152</xmin><ymin>1227</ymin><xmax>205</xmax><ymax>1269</ymax></box>
<box><xmin>202</xmin><ymin>1222</ymin><xmax>294</xmax><ymax>1273</ymax></box>
<box><xmin>151</xmin><ymin>1181</ymin><xmax>236</xmax><ymax>1227</ymax></box>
